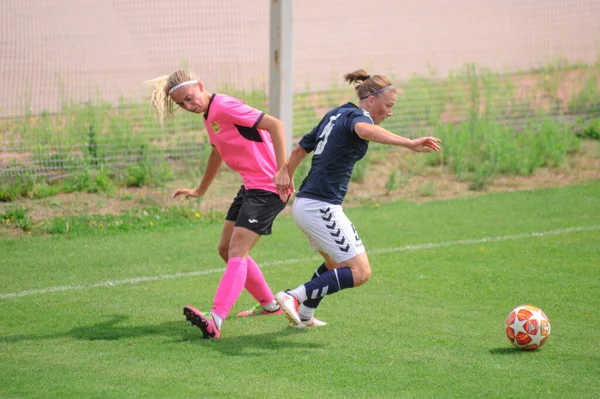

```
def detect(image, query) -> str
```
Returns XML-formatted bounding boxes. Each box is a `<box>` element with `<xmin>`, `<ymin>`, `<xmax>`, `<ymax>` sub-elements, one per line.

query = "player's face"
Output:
<box><xmin>170</xmin><ymin>82</ymin><xmax>206</xmax><ymax>114</ymax></box>
<box><xmin>370</xmin><ymin>90</ymin><xmax>397</xmax><ymax>125</ymax></box>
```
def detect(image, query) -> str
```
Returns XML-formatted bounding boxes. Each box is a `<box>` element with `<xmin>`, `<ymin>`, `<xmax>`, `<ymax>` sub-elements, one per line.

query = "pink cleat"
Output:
<box><xmin>275</xmin><ymin>291</ymin><xmax>301</xmax><ymax>326</ymax></box>
<box><xmin>236</xmin><ymin>303</ymin><xmax>283</xmax><ymax>317</ymax></box>
<box><xmin>291</xmin><ymin>317</ymin><xmax>327</xmax><ymax>329</ymax></box>
<box><xmin>183</xmin><ymin>306</ymin><xmax>220</xmax><ymax>339</ymax></box>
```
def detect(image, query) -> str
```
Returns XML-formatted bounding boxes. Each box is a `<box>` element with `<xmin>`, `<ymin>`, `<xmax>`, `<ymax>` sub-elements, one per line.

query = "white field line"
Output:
<box><xmin>1</xmin><ymin>225</ymin><xmax>598</xmax><ymax>300</ymax></box>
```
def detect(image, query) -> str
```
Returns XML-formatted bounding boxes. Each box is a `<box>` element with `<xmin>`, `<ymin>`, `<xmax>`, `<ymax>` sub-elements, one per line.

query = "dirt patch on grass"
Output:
<box><xmin>2</xmin><ymin>141</ymin><xmax>599</xmax><ymax>226</ymax></box>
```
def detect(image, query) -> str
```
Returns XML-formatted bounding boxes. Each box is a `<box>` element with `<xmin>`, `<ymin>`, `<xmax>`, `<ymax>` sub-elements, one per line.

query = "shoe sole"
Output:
<box><xmin>275</xmin><ymin>292</ymin><xmax>301</xmax><ymax>326</ymax></box>
<box><xmin>236</xmin><ymin>309</ymin><xmax>284</xmax><ymax>317</ymax></box>
<box><xmin>291</xmin><ymin>319</ymin><xmax>327</xmax><ymax>329</ymax></box>
<box><xmin>183</xmin><ymin>306</ymin><xmax>215</xmax><ymax>339</ymax></box>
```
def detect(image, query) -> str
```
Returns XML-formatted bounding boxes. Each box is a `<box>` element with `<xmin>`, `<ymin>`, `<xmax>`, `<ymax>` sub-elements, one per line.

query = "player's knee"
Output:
<box><xmin>227</xmin><ymin>243</ymin><xmax>248</xmax><ymax>259</ymax></box>
<box><xmin>363</xmin><ymin>265</ymin><xmax>372</xmax><ymax>282</ymax></box>
<box><xmin>218</xmin><ymin>245</ymin><xmax>229</xmax><ymax>262</ymax></box>
<box><xmin>352</xmin><ymin>264</ymin><xmax>371</xmax><ymax>287</ymax></box>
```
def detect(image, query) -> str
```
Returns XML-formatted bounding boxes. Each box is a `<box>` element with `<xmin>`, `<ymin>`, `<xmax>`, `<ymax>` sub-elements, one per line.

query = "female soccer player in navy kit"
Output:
<box><xmin>147</xmin><ymin>69</ymin><xmax>293</xmax><ymax>339</ymax></box>
<box><xmin>276</xmin><ymin>69</ymin><xmax>441</xmax><ymax>328</ymax></box>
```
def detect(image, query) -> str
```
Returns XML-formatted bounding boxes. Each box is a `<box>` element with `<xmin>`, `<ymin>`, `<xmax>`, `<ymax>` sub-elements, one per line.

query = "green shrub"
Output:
<box><xmin>1</xmin><ymin>205</ymin><xmax>33</xmax><ymax>231</ymax></box>
<box><xmin>385</xmin><ymin>170</ymin><xmax>398</xmax><ymax>193</ymax></box>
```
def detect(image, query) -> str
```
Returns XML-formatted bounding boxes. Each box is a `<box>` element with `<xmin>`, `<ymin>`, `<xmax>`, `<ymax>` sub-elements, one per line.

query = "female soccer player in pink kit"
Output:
<box><xmin>147</xmin><ymin>69</ymin><xmax>292</xmax><ymax>339</ymax></box>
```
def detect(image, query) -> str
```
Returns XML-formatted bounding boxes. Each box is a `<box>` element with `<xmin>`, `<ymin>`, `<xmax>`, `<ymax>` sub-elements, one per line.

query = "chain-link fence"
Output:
<box><xmin>1</xmin><ymin>0</ymin><xmax>599</xmax><ymax>180</ymax></box>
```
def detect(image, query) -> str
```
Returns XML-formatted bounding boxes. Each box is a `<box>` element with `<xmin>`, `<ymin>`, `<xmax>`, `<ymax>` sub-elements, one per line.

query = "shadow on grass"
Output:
<box><xmin>180</xmin><ymin>327</ymin><xmax>322</xmax><ymax>357</ymax></box>
<box><xmin>489</xmin><ymin>347</ymin><xmax>535</xmax><ymax>355</ymax></box>
<box><xmin>0</xmin><ymin>314</ymin><xmax>324</xmax><ymax>356</ymax></box>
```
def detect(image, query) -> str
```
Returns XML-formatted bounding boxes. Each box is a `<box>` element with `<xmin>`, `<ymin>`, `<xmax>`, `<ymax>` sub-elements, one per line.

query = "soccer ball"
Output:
<box><xmin>505</xmin><ymin>305</ymin><xmax>551</xmax><ymax>351</ymax></box>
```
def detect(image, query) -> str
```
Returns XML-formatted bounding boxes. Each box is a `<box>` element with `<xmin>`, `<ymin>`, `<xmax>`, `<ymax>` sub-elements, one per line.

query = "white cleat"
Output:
<box><xmin>291</xmin><ymin>317</ymin><xmax>327</xmax><ymax>329</ymax></box>
<box><xmin>275</xmin><ymin>290</ymin><xmax>301</xmax><ymax>325</ymax></box>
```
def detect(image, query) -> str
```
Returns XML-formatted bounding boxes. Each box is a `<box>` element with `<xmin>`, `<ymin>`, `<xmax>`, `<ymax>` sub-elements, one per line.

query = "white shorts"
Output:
<box><xmin>292</xmin><ymin>197</ymin><xmax>365</xmax><ymax>264</ymax></box>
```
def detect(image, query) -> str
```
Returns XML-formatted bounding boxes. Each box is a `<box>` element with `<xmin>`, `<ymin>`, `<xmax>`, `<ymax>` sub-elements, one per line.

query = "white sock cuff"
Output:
<box><xmin>263</xmin><ymin>300</ymin><xmax>279</xmax><ymax>312</ymax></box>
<box><xmin>291</xmin><ymin>285</ymin><xmax>307</xmax><ymax>303</ymax></box>
<box><xmin>210</xmin><ymin>312</ymin><xmax>223</xmax><ymax>330</ymax></box>
<box><xmin>299</xmin><ymin>304</ymin><xmax>316</xmax><ymax>321</ymax></box>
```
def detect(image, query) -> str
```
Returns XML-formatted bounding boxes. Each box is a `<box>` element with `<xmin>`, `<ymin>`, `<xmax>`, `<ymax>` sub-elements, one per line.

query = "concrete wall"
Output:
<box><xmin>1</xmin><ymin>0</ymin><xmax>599</xmax><ymax>115</ymax></box>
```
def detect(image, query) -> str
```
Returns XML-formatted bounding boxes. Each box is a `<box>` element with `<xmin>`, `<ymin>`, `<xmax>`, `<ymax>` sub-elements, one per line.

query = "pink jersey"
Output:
<box><xmin>203</xmin><ymin>94</ymin><xmax>279</xmax><ymax>194</ymax></box>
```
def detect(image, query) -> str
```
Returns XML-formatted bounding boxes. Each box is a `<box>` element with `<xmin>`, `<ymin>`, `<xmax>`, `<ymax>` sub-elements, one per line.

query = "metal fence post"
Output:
<box><xmin>269</xmin><ymin>0</ymin><xmax>294</xmax><ymax>155</ymax></box>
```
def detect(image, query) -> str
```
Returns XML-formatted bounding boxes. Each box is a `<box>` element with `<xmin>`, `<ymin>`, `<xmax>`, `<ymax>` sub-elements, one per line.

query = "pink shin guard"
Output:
<box><xmin>244</xmin><ymin>256</ymin><xmax>275</xmax><ymax>306</ymax></box>
<box><xmin>212</xmin><ymin>257</ymin><xmax>248</xmax><ymax>319</ymax></box>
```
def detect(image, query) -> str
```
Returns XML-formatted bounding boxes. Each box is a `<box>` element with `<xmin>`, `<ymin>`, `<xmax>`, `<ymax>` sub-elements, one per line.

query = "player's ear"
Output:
<box><xmin>196</xmin><ymin>81</ymin><xmax>204</xmax><ymax>91</ymax></box>
<box><xmin>367</xmin><ymin>95</ymin><xmax>376</xmax><ymax>107</ymax></box>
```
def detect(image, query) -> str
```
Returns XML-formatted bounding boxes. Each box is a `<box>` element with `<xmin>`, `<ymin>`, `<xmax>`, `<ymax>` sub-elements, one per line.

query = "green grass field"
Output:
<box><xmin>1</xmin><ymin>182</ymin><xmax>599</xmax><ymax>398</ymax></box>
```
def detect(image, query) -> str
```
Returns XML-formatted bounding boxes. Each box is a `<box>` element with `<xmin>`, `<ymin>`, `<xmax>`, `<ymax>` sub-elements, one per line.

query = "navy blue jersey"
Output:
<box><xmin>296</xmin><ymin>102</ymin><xmax>373</xmax><ymax>205</ymax></box>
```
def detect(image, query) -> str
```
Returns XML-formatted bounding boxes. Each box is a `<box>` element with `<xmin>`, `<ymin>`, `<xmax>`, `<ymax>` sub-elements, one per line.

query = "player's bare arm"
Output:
<box><xmin>354</xmin><ymin>122</ymin><xmax>441</xmax><ymax>152</ymax></box>
<box><xmin>256</xmin><ymin>114</ymin><xmax>292</xmax><ymax>200</ymax></box>
<box><xmin>287</xmin><ymin>144</ymin><xmax>309</xmax><ymax>176</ymax></box>
<box><xmin>256</xmin><ymin>114</ymin><xmax>287</xmax><ymax>170</ymax></box>
<box><xmin>172</xmin><ymin>146</ymin><xmax>223</xmax><ymax>199</ymax></box>
<box><xmin>286</xmin><ymin>144</ymin><xmax>309</xmax><ymax>191</ymax></box>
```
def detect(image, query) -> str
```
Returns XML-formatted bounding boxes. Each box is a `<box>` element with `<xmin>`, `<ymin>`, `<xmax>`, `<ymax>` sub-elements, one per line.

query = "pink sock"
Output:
<box><xmin>212</xmin><ymin>257</ymin><xmax>248</xmax><ymax>320</ymax></box>
<box><xmin>245</xmin><ymin>256</ymin><xmax>275</xmax><ymax>306</ymax></box>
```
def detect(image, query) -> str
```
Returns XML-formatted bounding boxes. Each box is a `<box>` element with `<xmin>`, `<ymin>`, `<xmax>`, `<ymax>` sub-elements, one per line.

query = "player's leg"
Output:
<box><xmin>184</xmin><ymin>188</ymin><xmax>243</xmax><ymax>338</ymax></box>
<box><xmin>300</xmin><ymin>259</ymin><xmax>330</xmax><ymax>310</ymax></box>
<box><xmin>235</xmin><ymin>254</ymin><xmax>283</xmax><ymax>317</ymax></box>
<box><xmin>217</xmin><ymin>220</ymin><xmax>235</xmax><ymax>262</ymax></box>
<box><xmin>279</xmin><ymin>203</ymin><xmax>333</xmax><ymax>324</ymax></box>
<box><xmin>188</xmin><ymin>220</ymin><xmax>275</xmax><ymax>321</ymax></box>
<box><xmin>286</xmin><ymin>253</ymin><xmax>333</xmax><ymax>328</ymax></box>
<box><xmin>277</xmin><ymin>198</ymin><xmax>368</xmax><ymax>326</ymax></box>
<box><xmin>186</xmin><ymin>226</ymin><xmax>261</xmax><ymax>339</ymax></box>
<box><xmin>216</xmin><ymin>186</ymin><xmax>245</xmax><ymax>262</ymax></box>
<box><xmin>185</xmin><ymin>189</ymin><xmax>286</xmax><ymax>338</ymax></box>
<box><xmin>215</xmin><ymin>189</ymin><xmax>281</xmax><ymax>316</ymax></box>
<box><xmin>234</xmin><ymin>189</ymin><xmax>287</xmax><ymax>317</ymax></box>
<box><xmin>211</xmin><ymin>226</ymin><xmax>261</xmax><ymax>321</ymax></box>
<box><xmin>296</xmin><ymin>252</ymin><xmax>333</xmax><ymax>324</ymax></box>
<box><xmin>283</xmin><ymin>251</ymin><xmax>370</xmax><ymax>325</ymax></box>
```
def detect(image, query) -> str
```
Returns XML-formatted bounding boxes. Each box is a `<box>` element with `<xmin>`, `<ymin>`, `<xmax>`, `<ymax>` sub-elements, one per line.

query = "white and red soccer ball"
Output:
<box><xmin>505</xmin><ymin>305</ymin><xmax>551</xmax><ymax>351</ymax></box>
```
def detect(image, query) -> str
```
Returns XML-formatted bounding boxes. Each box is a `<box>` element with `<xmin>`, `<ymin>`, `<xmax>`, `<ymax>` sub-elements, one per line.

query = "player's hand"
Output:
<box><xmin>409</xmin><ymin>137</ymin><xmax>441</xmax><ymax>153</ymax></box>
<box><xmin>274</xmin><ymin>166</ymin><xmax>291</xmax><ymax>202</ymax></box>
<box><xmin>172</xmin><ymin>188</ymin><xmax>202</xmax><ymax>199</ymax></box>
<box><xmin>287</xmin><ymin>164</ymin><xmax>296</xmax><ymax>195</ymax></box>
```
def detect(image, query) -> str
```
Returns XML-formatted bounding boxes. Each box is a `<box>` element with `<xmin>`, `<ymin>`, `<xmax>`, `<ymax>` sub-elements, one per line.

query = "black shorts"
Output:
<box><xmin>225</xmin><ymin>186</ymin><xmax>287</xmax><ymax>235</ymax></box>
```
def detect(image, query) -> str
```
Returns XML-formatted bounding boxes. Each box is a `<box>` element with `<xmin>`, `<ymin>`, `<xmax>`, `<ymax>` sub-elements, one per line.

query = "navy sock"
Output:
<box><xmin>304</xmin><ymin>263</ymin><xmax>329</xmax><ymax>308</ymax></box>
<box><xmin>311</xmin><ymin>263</ymin><xmax>328</xmax><ymax>280</ymax></box>
<box><xmin>302</xmin><ymin>267</ymin><xmax>354</xmax><ymax>304</ymax></box>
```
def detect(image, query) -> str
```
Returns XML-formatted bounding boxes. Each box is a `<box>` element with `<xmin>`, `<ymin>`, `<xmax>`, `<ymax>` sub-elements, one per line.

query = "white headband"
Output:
<box><xmin>168</xmin><ymin>80</ymin><xmax>198</xmax><ymax>95</ymax></box>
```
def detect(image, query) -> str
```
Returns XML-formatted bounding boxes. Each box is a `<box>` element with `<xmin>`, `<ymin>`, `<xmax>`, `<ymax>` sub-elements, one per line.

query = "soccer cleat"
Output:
<box><xmin>235</xmin><ymin>303</ymin><xmax>283</xmax><ymax>317</ymax></box>
<box><xmin>275</xmin><ymin>290</ymin><xmax>301</xmax><ymax>326</ymax></box>
<box><xmin>183</xmin><ymin>306</ymin><xmax>221</xmax><ymax>339</ymax></box>
<box><xmin>291</xmin><ymin>317</ymin><xmax>327</xmax><ymax>329</ymax></box>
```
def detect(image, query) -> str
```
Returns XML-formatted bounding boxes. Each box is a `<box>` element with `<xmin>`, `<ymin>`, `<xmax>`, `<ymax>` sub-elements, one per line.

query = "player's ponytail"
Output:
<box><xmin>344</xmin><ymin>69</ymin><xmax>371</xmax><ymax>85</ymax></box>
<box><xmin>344</xmin><ymin>69</ymin><xmax>395</xmax><ymax>101</ymax></box>
<box><xmin>145</xmin><ymin>69</ymin><xmax>197</xmax><ymax>126</ymax></box>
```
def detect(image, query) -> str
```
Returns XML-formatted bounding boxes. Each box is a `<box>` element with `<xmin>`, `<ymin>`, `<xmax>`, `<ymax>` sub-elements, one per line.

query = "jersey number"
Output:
<box><xmin>314</xmin><ymin>114</ymin><xmax>341</xmax><ymax>155</ymax></box>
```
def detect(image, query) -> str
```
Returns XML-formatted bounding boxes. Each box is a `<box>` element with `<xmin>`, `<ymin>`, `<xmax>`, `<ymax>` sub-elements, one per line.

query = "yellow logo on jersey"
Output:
<box><xmin>211</xmin><ymin>121</ymin><xmax>220</xmax><ymax>133</ymax></box>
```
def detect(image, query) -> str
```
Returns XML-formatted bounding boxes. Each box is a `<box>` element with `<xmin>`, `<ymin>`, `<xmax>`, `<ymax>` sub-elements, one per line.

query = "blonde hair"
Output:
<box><xmin>344</xmin><ymin>69</ymin><xmax>395</xmax><ymax>100</ymax></box>
<box><xmin>145</xmin><ymin>69</ymin><xmax>198</xmax><ymax>126</ymax></box>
